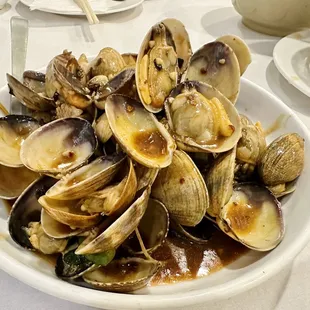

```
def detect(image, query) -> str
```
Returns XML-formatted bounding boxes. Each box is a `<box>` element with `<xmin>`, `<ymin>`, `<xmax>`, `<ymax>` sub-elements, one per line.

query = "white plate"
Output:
<box><xmin>273</xmin><ymin>29</ymin><xmax>310</xmax><ymax>98</ymax></box>
<box><xmin>0</xmin><ymin>77</ymin><xmax>310</xmax><ymax>309</ymax></box>
<box><xmin>20</xmin><ymin>0</ymin><xmax>144</xmax><ymax>16</ymax></box>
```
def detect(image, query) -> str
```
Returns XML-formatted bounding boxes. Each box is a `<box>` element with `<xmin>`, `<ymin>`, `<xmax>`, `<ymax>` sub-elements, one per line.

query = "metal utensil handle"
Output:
<box><xmin>10</xmin><ymin>16</ymin><xmax>29</xmax><ymax>115</ymax></box>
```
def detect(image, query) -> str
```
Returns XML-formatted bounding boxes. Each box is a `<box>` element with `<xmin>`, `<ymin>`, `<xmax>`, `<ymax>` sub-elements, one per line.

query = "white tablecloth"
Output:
<box><xmin>1</xmin><ymin>0</ymin><xmax>310</xmax><ymax>309</ymax></box>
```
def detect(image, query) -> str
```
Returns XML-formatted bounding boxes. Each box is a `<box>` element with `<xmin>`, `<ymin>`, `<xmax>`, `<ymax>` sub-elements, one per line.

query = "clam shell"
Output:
<box><xmin>20</xmin><ymin>117</ymin><xmax>97</xmax><ymax>175</ymax></box>
<box><xmin>94</xmin><ymin>113</ymin><xmax>113</xmax><ymax>144</ymax></box>
<box><xmin>258</xmin><ymin>133</ymin><xmax>304</xmax><ymax>186</ymax></box>
<box><xmin>122</xmin><ymin>53</ymin><xmax>138</xmax><ymax>67</ymax></box>
<box><xmin>41</xmin><ymin>209</ymin><xmax>84</xmax><ymax>239</ymax></box>
<box><xmin>205</xmin><ymin>147</ymin><xmax>236</xmax><ymax>218</ymax></box>
<box><xmin>124</xmin><ymin>198</ymin><xmax>169</xmax><ymax>254</ymax></box>
<box><xmin>151</xmin><ymin>150</ymin><xmax>208</xmax><ymax>226</ymax></box>
<box><xmin>0</xmin><ymin>165</ymin><xmax>39</xmax><ymax>200</ymax></box>
<box><xmin>135</xmin><ymin>164</ymin><xmax>159</xmax><ymax>191</ymax></box>
<box><xmin>38</xmin><ymin>196</ymin><xmax>101</xmax><ymax>229</ymax></box>
<box><xmin>45</xmin><ymin>155</ymin><xmax>125</xmax><ymax>200</ymax></box>
<box><xmin>184</xmin><ymin>41</ymin><xmax>240</xmax><ymax>104</ymax></box>
<box><xmin>105</xmin><ymin>95</ymin><xmax>176</xmax><ymax>168</ymax></box>
<box><xmin>0</xmin><ymin>115</ymin><xmax>40</xmax><ymax>168</ymax></box>
<box><xmin>82</xmin><ymin>158</ymin><xmax>137</xmax><ymax>216</ymax></box>
<box><xmin>136</xmin><ymin>22</ymin><xmax>178</xmax><ymax>113</ymax></box>
<box><xmin>162</xmin><ymin>18</ymin><xmax>192</xmax><ymax>75</ymax></box>
<box><xmin>218</xmin><ymin>183</ymin><xmax>284</xmax><ymax>251</ymax></box>
<box><xmin>8</xmin><ymin>176</ymin><xmax>57</xmax><ymax>250</ymax></box>
<box><xmin>83</xmin><ymin>257</ymin><xmax>159</xmax><ymax>292</ymax></box>
<box><xmin>76</xmin><ymin>186</ymin><xmax>151</xmax><ymax>255</ymax></box>
<box><xmin>165</xmin><ymin>81</ymin><xmax>241</xmax><ymax>153</ymax></box>
<box><xmin>216</xmin><ymin>35</ymin><xmax>251</xmax><ymax>76</ymax></box>
<box><xmin>23</xmin><ymin>70</ymin><xmax>46</xmax><ymax>94</ymax></box>
<box><xmin>7</xmin><ymin>74</ymin><xmax>55</xmax><ymax>111</ymax></box>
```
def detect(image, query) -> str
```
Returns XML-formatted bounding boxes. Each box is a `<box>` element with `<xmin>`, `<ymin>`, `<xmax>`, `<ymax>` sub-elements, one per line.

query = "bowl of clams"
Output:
<box><xmin>0</xmin><ymin>18</ymin><xmax>309</xmax><ymax>309</ymax></box>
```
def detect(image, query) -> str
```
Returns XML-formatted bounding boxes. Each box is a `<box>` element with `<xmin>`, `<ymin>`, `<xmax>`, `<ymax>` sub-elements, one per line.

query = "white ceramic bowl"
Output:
<box><xmin>0</xmin><ymin>78</ymin><xmax>310</xmax><ymax>309</ymax></box>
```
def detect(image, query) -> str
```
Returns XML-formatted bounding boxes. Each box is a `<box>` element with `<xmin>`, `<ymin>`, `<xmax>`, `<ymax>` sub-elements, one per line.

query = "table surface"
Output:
<box><xmin>1</xmin><ymin>0</ymin><xmax>310</xmax><ymax>309</ymax></box>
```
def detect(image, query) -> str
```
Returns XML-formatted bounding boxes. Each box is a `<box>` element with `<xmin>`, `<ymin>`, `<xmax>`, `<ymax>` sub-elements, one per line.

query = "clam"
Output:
<box><xmin>23</xmin><ymin>70</ymin><xmax>46</xmax><ymax>94</ymax></box>
<box><xmin>170</xmin><ymin>217</ymin><xmax>217</xmax><ymax>244</ymax></box>
<box><xmin>258</xmin><ymin>133</ymin><xmax>304</xmax><ymax>186</ymax></box>
<box><xmin>0</xmin><ymin>115</ymin><xmax>40</xmax><ymax>167</ymax></box>
<box><xmin>0</xmin><ymin>165</ymin><xmax>39</xmax><ymax>199</ymax></box>
<box><xmin>94</xmin><ymin>113</ymin><xmax>113</xmax><ymax>144</ymax></box>
<box><xmin>124</xmin><ymin>199</ymin><xmax>169</xmax><ymax>253</ymax></box>
<box><xmin>7</xmin><ymin>74</ymin><xmax>55</xmax><ymax>111</ymax></box>
<box><xmin>205</xmin><ymin>147</ymin><xmax>236</xmax><ymax>218</ymax></box>
<box><xmin>164</xmin><ymin>81</ymin><xmax>241</xmax><ymax>153</ymax></box>
<box><xmin>268</xmin><ymin>180</ymin><xmax>297</xmax><ymax>198</ymax></box>
<box><xmin>136</xmin><ymin>22</ymin><xmax>178</xmax><ymax>113</ymax></box>
<box><xmin>38</xmin><ymin>196</ymin><xmax>101</xmax><ymax>229</ymax></box>
<box><xmin>184</xmin><ymin>42</ymin><xmax>240</xmax><ymax>104</ymax></box>
<box><xmin>45</xmin><ymin>154</ymin><xmax>125</xmax><ymax>200</ymax></box>
<box><xmin>217</xmin><ymin>183</ymin><xmax>284</xmax><ymax>251</ymax></box>
<box><xmin>235</xmin><ymin>120</ymin><xmax>266</xmax><ymax>180</ymax></box>
<box><xmin>151</xmin><ymin>150</ymin><xmax>208</xmax><ymax>226</ymax></box>
<box><xmin>216</xmin><ymin>35</ymin><xmax>251</xmax><ymax>75</ymax></box>
<box><xmin>81</xmin><ymin>158</ymin><xmax>137</xmax><ymax>215</ymax></box>
<box><xmin>83</xmin><ymin>257</ymin><xmax>159</xmax><ymax>292</ymax></box>
<box><xmin>93</xmin><ymin>68</ymin><xmax>135</xmax><ymax>110</ymax></box>
<box><xmin>20</xmin><ymin>118</ymin><xmax>97</xmax><ymax>175</ymax></box>
<box><xmin>162</xmin><ymin>18</ymin><xmax>192</xmax><ymax>75</ymax></box>
<box><xmin>45</xmin><ymin>51</ymin><xmax>91</xmax><ymax>109</ymax></box>
<box><xmin>8</xmin><ymin>176</ymin><xmax>57</xmax><ymax>250</ymax></box>
<box><xmin>105</xmin><ymin>95</ymin><xmax>176</xmax><ymax>168</ymax></box>
<box><xmin>41</xmin><ymin>209</ymin><xmax>84</xmax><ymax>239</ymax></box>
<box><xmin>89</xmin><ymin>47</ymin><xmax>126</xmax><ymax>79</ymax></box>
<box><xmin>76</xmin><ymin>186</ymin><xmax>151</xmax><ymax>255</ymax></box>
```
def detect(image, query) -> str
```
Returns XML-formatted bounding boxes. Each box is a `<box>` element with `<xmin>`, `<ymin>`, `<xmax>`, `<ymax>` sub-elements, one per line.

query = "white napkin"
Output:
<box><xmin>29</xmin><ymin>0</ymin><xmax>112</xmax><ymax>14</ymax></box>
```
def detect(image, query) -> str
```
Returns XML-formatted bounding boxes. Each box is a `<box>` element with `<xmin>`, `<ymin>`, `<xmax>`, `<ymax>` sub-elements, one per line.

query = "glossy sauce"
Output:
<box><xmin>264</xmin><ymin>114</ymin><xmax>290</xmax><ymax>137</ymax></box>
<box><xmin>151</xmin><ymin>231</ymin><xmax>248</xmax><ymax>285</ymax></box>
<box><xmin>132</xmin><ymin>129</ymin><xmax>168</xmax><ymax>159</ymax></box>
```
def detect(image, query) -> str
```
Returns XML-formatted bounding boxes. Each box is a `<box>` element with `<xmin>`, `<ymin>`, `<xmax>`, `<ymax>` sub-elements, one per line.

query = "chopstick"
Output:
<box><xmin>74</xmin><ymin>0</ymin><xmax>99</xmax><ymax>25</ymax></box>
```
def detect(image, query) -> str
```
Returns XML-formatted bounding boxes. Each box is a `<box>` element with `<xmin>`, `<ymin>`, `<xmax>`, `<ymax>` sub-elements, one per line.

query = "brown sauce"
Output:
<box><xmin>151</xmin><ymin>232</ymin><xmax>248</xmax><ymax>285</ymax></box>
<box><xmin>132</xmin><ymin>129</ymin><xmax>168</xmax><ymax>159</ymax></box>
<box><xmin>264</xmin><ymin>114</ymin><xmax>290</xmax><ymax>137</ymax></box>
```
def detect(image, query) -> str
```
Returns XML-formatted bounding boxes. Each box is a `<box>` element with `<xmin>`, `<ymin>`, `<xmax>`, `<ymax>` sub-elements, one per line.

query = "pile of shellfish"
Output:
<box><xmin>1</xmin><ymin>18</ymin><xmax>305</xmax><ymax>292</ymax></box>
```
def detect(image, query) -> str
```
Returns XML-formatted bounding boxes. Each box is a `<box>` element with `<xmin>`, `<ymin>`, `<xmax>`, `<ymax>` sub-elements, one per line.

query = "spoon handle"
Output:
<box><xmin>10</xmin><ymin>16</ymin><xmax>29</xmax><ymax>115</ymax></box>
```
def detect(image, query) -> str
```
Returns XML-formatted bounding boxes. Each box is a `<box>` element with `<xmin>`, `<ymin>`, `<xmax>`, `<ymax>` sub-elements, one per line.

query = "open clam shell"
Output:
<box><xmin>165</xmin><ymin>81</ymin><xmax>241</xmax><ymax>153</ymax></box>
<box><xmin>205</xmin><ymin>147</ymin><xmax>236</xmax><ymax>218</ymax></box>
<box><xmin>45</xmin><ymin>154</ymin><xmax>125</xmax><ymax>200</ymax></box>
<box><xmin>218</xmin><ymin>183</ymin><xmax>284</xmax><ymax>251</ymax></box>
<box><xmin>20</xmin><ymin>117</ymin><xmax>97</xmax><ymax>175</ymax></box>
<box><xmin>124</xmin><ymin>198</ymin><xmax>169</xmax><ymax>254</ymax></box>
<box><xmin>170</xmin><ymin>217</ymin><xmax>217</xmax><ymax>244</ymax></box>
<box><xmin>38</xmin><ymin>196</ymin><xmax>101</xmax><ymax>229</ymax></box>
<box><xmin>41</xmin><ymin>209</ymin><xmax>84</xmax><ymax>239</ymax></box>
<box><xmin>151</xmin><ymin>150</ymin><xmax>208</xmax><ymax>227</ymax></box>
<box><xmin>105</xmin><ymin>95</ymin><xmax>176</xmax><ymax>168</ymax></box>
<box><xmin>7</xmin><ymin>74</ymin><xmax>55</xmax><ymax>111</ymax></box>
<box><xmin>94</xmin><ymin>68</ymin><xmax>135</xmax><ymax>110</ymax></box>
<box><xmin>135</xmin><ymin>164</ymin><xmax>159</xmax><ymax>191</ymax></box>
<box><xmin>136</xmin><ymin>22</ymin><xmax>178</xmax><ymax>113</ymax></box>
<box><xmin>76</xmin><ymin>186</ymin><xmax>151</xmax><ymax>255</ymax></box>
<box><xmin>0</xmin><ymin>115</ymin><xmax>40</xmax><ymax>167</ymax></box>
<box><xmin>8</xmin><ymin>176</ymin><xmax>57</xmax><ymax>250</ymax></box>
<box><xmin>81</xmin><ymin>158</ymin><xmax>137</xmax><ymax>216</ymax></box>
<box><xmin>162</xmin><ymin>18</ymin><xmax>192</xmax><ymax>75</ymax></box>
<box><xmin>0</xmin><ymin>165</ymin><xmax>39</xmax><ymax>199</ymax></box>
<box><xmin>83</xmin><ymin>257</ymin><xmax>159</xmax><ymax>292</ymax></box>
<box><xmin>216</xmin><ymin>35</ymin><xmax>251</xmax><ymax>76</ymax></box>
<box><xmin>184</xmin><ymin>41</ymin><xmax>240</xmax><ymax>104</ymax></box>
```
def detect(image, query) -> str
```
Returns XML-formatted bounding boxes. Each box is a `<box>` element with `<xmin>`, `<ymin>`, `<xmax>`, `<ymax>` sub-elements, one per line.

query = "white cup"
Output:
<box><xmin>232</xmin><ymin>0</ymin><xmax>310</xmax><ymax>36</ymax></box>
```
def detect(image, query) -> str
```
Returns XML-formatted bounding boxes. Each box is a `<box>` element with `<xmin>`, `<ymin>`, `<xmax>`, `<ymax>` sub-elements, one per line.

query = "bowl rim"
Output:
<box><xmin>1</xmin><ymin>77</ymin><xmax>310</xmax><ymax>309</ymax></box>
